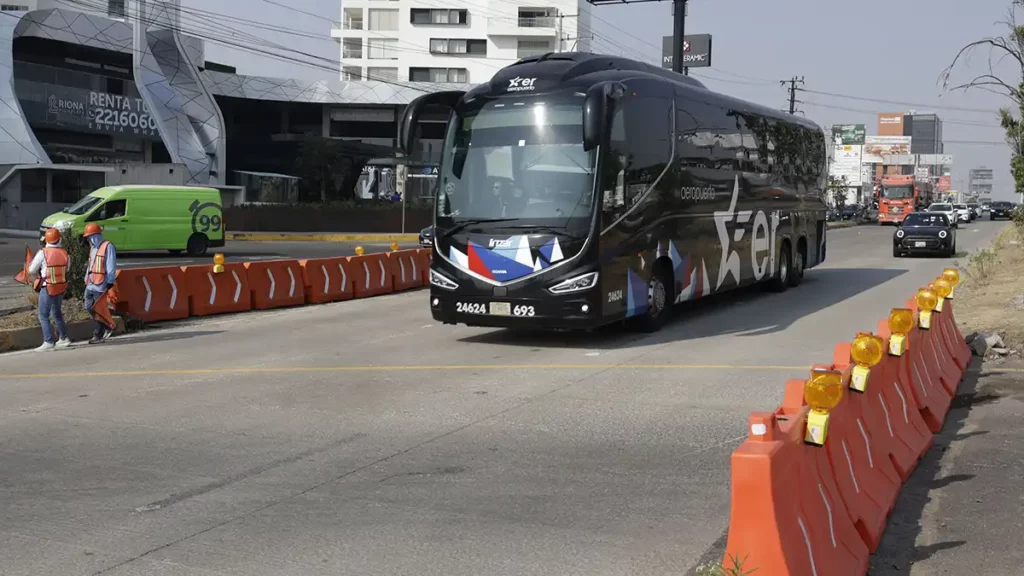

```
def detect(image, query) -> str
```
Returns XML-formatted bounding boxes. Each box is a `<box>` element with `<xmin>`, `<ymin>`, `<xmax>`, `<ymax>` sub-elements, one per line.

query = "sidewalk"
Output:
<box><xmin>226</xmin><ymin>231</ymin><xmax>420</xmax><ymax>242</ymax></box>
<box><xmin>870</xmin><ymin>357</ymin><xmax>1024</xmax><ymax>575</ymax></box>
<box><xmin>0</xmin><ymin>228</ymin><xmax>38</xmax><ymax>239</ymax></box>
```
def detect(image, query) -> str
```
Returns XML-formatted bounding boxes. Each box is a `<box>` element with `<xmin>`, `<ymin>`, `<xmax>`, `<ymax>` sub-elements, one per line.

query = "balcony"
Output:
<box><xmin>487</xmin><ymin>15</ymin><xmax>558</xmax><ymax>37</ymax></box>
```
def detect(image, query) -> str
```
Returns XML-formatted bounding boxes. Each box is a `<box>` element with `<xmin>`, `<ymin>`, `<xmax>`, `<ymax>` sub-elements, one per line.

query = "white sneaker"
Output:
<box><xmin>56</xmin><ymin>338</ymin><xmax>72</xmax><ymax>348</ymax></box>
<box><xmin>35</xmin><ymin>342</ymin><xmax>55</xmax><ymax>352</ymax></box>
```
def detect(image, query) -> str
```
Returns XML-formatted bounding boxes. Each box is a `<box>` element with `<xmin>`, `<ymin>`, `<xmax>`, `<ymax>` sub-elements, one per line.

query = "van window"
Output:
<box><xmin>88</xmin><ymin>199</ymin><xmax>127</xmax><ymax>221</ymax></box>
<box><xmin>65</xmin><ymin>195</ymin><xmax>102</xmax><ymax>215</ymax></box>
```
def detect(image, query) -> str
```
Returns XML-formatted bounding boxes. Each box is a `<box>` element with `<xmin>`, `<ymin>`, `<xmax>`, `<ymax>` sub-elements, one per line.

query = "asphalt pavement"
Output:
<box><xmin>0</xmin><ymin>221</ymin><xmax>1008</xmax><ymax>576</ymax></box>
<box><xmin>0</xmin><ymin>237</ymin><xmax>419</xmax><ymax>313</ymax></box>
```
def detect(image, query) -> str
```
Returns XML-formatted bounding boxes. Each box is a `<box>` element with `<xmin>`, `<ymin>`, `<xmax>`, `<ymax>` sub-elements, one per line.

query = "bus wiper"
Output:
<box><xmin>501</xmin><ymin>224</ymin><xmax>572</xmax><ymax>235</ymax></box>
<box><xmin>442</xmin><ymin>218</ymin><xmax>517</xmax><ymax>236</ymax></box>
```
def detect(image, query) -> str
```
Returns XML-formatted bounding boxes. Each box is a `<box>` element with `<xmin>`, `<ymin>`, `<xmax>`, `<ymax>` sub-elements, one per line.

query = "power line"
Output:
<box><xmin>799</xmin><ymin>88</ymin><xmax>998</xmax><ymax>116</ymax></box>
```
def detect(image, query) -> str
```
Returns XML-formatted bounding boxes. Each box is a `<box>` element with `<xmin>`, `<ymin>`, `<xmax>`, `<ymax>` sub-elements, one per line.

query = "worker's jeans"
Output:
<box><xmin>38</xmin><ymin>290</ymin><xmax>67</xmax><ymax>344</ymax></box>
<box><xmin>83</xmin><ymin>289</ymin><xmax>107</xmax><ymax>337</ymax></box>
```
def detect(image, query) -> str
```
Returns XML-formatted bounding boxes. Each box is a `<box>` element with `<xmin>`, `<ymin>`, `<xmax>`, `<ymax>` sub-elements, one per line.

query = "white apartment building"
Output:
<box><xmin>331</xmin><ymin>0</ymin><xmax>592</xmax><ymax>85</ymax></box>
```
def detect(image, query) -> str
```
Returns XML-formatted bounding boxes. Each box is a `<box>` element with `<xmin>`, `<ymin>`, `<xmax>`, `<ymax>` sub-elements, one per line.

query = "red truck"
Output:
<box><xmin>877</xmin><ymin>174</ymin><xmax>934</xmax><ymax>224</ymax></box>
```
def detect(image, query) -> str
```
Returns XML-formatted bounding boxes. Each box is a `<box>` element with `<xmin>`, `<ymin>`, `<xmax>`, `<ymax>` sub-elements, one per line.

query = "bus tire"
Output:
<box><xmin>186</xmin><ymin>233</ymin><xmax>209</xmax><ymax>257</ymax></box>
<box><xmin>767</xmin><ymin>241</ymin><xmax>792</xmax><ymax>293</ymax></box>
<box><xmin>789</xmin><ymin>238</ymin><xmax>806</xmax><ymax>288</ymax></box>
<box><xmin>637</xmin><ymin>264</ymin><xmax>673</xmax><ymax>333</ymax></box>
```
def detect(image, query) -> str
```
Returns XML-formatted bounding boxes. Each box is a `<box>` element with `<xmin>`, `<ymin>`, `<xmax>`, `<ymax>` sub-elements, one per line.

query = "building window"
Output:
<box><xmin>517</xmin><ymin>39</ymin><xmax>551</xmax><ymax>58</ymax></box>
<box><xmin>409</xmin><ymin>67</ymin><xmax>468</xmax><ymax>83</ymax></box>
<box><xmin>367</xmin><ymin>38</ymin><xmax>398</xmax><ymax>59</ymax></box>
<box><xmin>368</xmin><ymin>9</ymin><xmax>399</xmax><ymax>31</ymax></box>
<box><xmin>107</xmin><ymin>0</ymin><xmax>125</xmax><ymax>17</ymax></box>
<box><xmin>410</xmin><ymin>8</ymin><xmax>467</xmax><ymax>25</ymax></box>
<box><xmin>1</xmin><ymin>4</ymin><xmax>30</xmax><ymax>10</ymax></box>
<box><xmin>342</xmin><ymin>8</ymin><xmax>363</xmax><ymax>30</ymax></box>
<box><xmin>518</xmin><ymin>8</ymin><xmax>557</xmax><ymax>28</ymax></box>
<box><xmin>367</xmin><ymin>67</ymin><xmax>399</xmax><ymax>82</ymax></box>
<box><xmin>342</xmin><ymin>66</ymin><xmax>363</xmax><ymax>81</ymax></box>
<box><xmin>429</xmin><ymin>38</ymin><xmax>486</xmax><ymax>56</ymax></box>
<box><xmin>342</xmin><ymin>38</ymin><xmax>363</xmax><ymax>59</ymax></box>
<box><xmin>20</xmin><ymin>170</ymin><xmax>47</xmax><ymax>203</ymax></box>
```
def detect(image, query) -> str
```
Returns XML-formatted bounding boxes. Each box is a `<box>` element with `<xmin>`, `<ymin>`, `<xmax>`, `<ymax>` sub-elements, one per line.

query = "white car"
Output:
<box><xmin>953</xmin><ymin>203</ymin><xmax>972</xmax><ymax>223</ymax></box>
<box><xmin>927</xmin><ymin>203</ymin><xmax>959</xmax><ymax>228</ymax></box>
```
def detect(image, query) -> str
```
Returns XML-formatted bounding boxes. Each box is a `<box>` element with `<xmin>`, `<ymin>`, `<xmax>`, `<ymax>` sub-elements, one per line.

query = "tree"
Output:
<box><xmin>939</xmin><ymin>1</ymin><xmax>1024</xmax><ymax>195</ymax></box>
<box><xmin>827</xmin><ymin>175</ymin><xmax>849</xmax><ymax>210</ymax></box>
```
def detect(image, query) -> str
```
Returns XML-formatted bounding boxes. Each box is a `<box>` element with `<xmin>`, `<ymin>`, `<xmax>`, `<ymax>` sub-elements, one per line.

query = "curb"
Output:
<box><xmin>0</xmin><ymin>317</ymin><xmax>127</xmax><ymax>353</ymax></box>
<box><xmin>0</xmin><ymin>229</ymin><xmax>39</xmax><ymax>239</ymax></box>
<box><xmin>226</xmin><ymin>232</ymin><xmax>420</xmax><ymax>242</ymax></box>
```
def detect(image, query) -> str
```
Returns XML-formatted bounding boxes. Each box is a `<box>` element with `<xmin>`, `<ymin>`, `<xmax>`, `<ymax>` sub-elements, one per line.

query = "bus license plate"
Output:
<box><xmin>490</xmin><ymin>302</ymin><xmax>511</xmax><ymax>316</ymax></box>
<box><xmin>915</xmin><ymin>241</ymin><xmax>926</xmax><ymax>247</ymax></box>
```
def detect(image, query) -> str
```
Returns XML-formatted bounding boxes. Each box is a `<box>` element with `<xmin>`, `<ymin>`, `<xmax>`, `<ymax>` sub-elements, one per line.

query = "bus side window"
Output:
<box><xmin>603</xmin><ymin>95</ymin><xmax>672</xmax><ymax>219</ymax></box>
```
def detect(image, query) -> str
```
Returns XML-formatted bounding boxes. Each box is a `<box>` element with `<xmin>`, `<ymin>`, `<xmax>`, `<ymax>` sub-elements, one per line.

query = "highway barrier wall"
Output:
<box><xmin>722</xmin><ymin>268</ymin><xmax>969</xmax><ymax>576</ymax></box>
<box><xmin>109</xmin><ymin>248</ymin><xmax>432</xmax><ymax>324</ymax></box>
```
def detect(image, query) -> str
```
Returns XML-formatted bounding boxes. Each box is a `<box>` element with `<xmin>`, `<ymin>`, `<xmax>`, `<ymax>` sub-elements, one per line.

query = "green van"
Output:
<box><xmin>40</xmin><ymin>185</ymin><xmax>225</xmax><ymax>256</ymax></box>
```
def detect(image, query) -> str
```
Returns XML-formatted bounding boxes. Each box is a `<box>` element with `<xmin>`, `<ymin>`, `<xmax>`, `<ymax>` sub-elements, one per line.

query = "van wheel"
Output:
<box><xmin>767</xmin><ymin>242</ymin><xmax>791</xmax><ymax>293</ymax></box>
<box><xmin>186</xmin><ymin>233</ymin><xmax>209</xmax><ymax>257</ymax></box>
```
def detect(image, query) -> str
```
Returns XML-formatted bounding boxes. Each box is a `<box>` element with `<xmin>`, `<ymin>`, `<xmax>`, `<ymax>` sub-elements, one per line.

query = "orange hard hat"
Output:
<box><xmin>83</xmin><ymin>222</ymin><xmax>102</xmax><ymax>237</ymax></box>
<box><xmin>44</xmin><ymin>228</ymin><xmax>61</xmax><ymax>244</ymax></box>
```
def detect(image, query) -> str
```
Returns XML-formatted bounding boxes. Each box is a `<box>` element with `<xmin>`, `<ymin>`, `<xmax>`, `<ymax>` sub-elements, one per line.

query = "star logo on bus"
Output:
<box><xmin>714</xmin><ymin>176</ymin><xmax>751</xmax><ymax>290</ymax></box>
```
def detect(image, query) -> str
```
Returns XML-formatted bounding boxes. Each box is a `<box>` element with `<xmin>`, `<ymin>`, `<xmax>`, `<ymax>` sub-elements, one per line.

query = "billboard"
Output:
<box><xmin>919</xmin><ymin>154</ymin><xmax>953</xmax><ymax>165</ymax></box>
<box><xmin>16</xmin><ymin>80</ymin><xmax>162</xmax><ymax>141</ymax></box>
<box><xmin>877</xmin><ymin>113</ymin><xmax>905</xmax><ymax>136</ymax></box>
<box><xmin>830</xmin><ymin>145</ymin><xmax>863</xmax><ymax>186</ymax></box>
<box><xmin>862</xmin><ymin>136</ymin><xmax>911</xmax><ymax>163</ymax></box>
<box><xmin>661</xmin><ymin>34</ymin><xmax>713</xmax><ymax>69</ymax></box>
<box><xmin>831</xmin><ymin>124</ymin><xmax>865</xmax><ymax>145</ymax></box>
<box><xmin>937</xmin><ymin>176</ymin><xmax>951</xmax><ymax>191</ymax></box>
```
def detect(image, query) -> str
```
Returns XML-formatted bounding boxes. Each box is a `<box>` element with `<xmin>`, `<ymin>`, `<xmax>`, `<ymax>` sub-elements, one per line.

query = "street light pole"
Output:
<box><xmin>671</xmin><ymin>0</ymin><xmax>686</xmax><ymax>74</ymax></box>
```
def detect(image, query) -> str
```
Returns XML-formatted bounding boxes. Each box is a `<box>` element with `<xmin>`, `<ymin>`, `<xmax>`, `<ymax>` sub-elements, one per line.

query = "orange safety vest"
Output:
<box><xmin>88</xmin><ymin>241</ymin><xmax>111</xmax><ymax>286</ymax></box>
<box><xmin>39</xmin><ymin>247</ymin><xmax>69</xmax><ymax>296</ymax></box>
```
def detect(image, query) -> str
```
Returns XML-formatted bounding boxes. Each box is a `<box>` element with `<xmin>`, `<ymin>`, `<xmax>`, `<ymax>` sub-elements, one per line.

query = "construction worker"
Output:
<box><xmin>28</xmin><ymin>227</ymin><xmax>71</xmax><ymax>351</ymax></box>
<box><xmin>83</xmin><ymin>222</ymin><xmax>117</xmax><ymax>344</ymax></box>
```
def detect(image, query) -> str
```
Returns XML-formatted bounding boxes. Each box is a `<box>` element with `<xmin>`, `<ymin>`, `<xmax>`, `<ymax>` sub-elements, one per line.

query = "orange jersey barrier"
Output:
<box><xmin>416</xmin><ymin>248</ymin><xmax>432</xmax><ymax>285</ymax></box>
<box><xmin>725</xmin><ymin>408</ymin><xmax>870</xmax><ymax>576</ymax></box>
<box><xmin>387</xmin><ymin>250</ymin><xmax>423</xmax><ymax>292</ymax></box>
<box><xmin>113</xmin><ymin>266</ymin><xmax>190</xmax><ymax>322</ymax></box>
<box><xmin>245</xmin><ymin>260</ymin><xmax>305</xmax><ymax>310</ymax></box>
<box><xmin>184</xmin><ymin>262</ymin><xmax>251</xmax><ymax>316</ymax></box>
<box><xmin>299</xmin><ymin>257</ymin><xmax>354</xmax><ymax>303</ymax></box>
<box><xmin>349</xmin><ymin>252</ymin><xmax>393</xmax><ymax>298</ymax></box>
<box><xmin>722</xmin><ymin>268</ymin><xmax>968</xmax><ymax>575</ymax></box>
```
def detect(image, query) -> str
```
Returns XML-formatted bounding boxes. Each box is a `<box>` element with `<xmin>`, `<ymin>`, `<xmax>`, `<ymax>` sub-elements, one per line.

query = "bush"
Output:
<box><xmin>964</xmin><ymin>247</ymin><xmax>999</xmax><ymax>286</ymax></box>
<box><xmin>63</xmin><ymin>236</ymin><xmax>90</xmax><ymax>302</ymax></box>
<box><xmin>694</xmin><ymin>554</ymin><xmax>756</xmax><ymax>576</ymax></box>
<box><xmin>1012</xmin><ymin>204</ymin><xmax>1024</xmax><ymax>239</ymax></box>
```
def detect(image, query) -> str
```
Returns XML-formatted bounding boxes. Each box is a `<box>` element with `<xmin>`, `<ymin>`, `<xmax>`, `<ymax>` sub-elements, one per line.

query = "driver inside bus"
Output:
<box><xmin>490</xmin><ymin>178</ymin><xmax>526</xmax><ymax>218</ymax></box>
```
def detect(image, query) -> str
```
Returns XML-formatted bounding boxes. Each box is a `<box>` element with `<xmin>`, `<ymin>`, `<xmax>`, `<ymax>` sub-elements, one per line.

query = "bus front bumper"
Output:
<box><xmin>428</xmin><ymin>290</ymin><xmax>604</xmax><ymax>330</ymax></box>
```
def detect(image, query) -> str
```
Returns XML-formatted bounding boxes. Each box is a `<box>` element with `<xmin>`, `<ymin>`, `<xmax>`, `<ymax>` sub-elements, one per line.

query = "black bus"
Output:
<box><xmin>398</xmin><ymin>52</ymin><xmax>827</xmax><ymax>332</ymax></box>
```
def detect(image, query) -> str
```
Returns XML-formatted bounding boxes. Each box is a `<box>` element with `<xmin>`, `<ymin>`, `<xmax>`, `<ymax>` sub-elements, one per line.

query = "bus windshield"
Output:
<box><xmin>436</xmin><ymin>95</ymin><xmax>597</xmax><ymax>235</ymax></box>
<box><xmin>881</xmin><ymin>185</ymin><xmax>914</xmax><ymax>200</ymax></box>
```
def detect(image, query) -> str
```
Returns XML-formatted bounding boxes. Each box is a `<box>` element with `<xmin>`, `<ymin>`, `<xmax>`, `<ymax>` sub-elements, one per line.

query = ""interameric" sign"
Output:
<box><xmin>661</xmin><ymin>34</ymin><xmax>713</xmax><ymax>69</ymax></box>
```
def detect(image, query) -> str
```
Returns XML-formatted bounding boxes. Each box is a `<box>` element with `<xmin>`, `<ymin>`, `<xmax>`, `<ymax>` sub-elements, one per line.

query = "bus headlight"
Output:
<box><xmin>549</xmin><ymin>271</ymin><xmax>598</xmax><ymax>294</ymax></box>
<box><xmin>430</xmin><ymin>269</ymin><xmax>459</xmax><ymax>290</ymax></box>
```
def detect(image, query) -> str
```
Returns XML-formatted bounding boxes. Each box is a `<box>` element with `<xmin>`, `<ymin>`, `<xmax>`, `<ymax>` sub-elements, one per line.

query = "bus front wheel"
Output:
<box><xmin>637</xmin><ymin>266</ymin><xmax>673</xmax><ymax>333</ymax></box>
<box><xmin>767</xmin><ymin>242</ymin><xmax>792</xmax><ymax>293</ymax></box>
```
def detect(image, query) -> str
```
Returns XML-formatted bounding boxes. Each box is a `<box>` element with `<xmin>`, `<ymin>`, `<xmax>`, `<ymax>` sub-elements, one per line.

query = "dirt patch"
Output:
<box><xmin>0</xmin><ymin>287</ymin><xmax>93</xmax><ymax>331</ymax></box>
<box><xmin>954</xmin><ymin>226</ymin><xmax>1024</xmax><ymax>351</ymax></box>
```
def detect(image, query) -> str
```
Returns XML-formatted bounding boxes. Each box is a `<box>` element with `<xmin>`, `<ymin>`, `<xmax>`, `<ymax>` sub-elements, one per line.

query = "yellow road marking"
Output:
<box><xmin>0</xmin><ymin>363</ymin><xmax>811</xmax><ymax>380</ymax></box>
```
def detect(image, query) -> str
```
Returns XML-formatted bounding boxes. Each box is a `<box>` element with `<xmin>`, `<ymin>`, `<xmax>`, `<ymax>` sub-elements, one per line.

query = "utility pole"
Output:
<box><xmin>671</xmin><ymin>0</ymin><xmax>686</xmax><ymax>74</ymax></box>
<box><xmin>781</xmin><ymin>76</ymin><xmax>804</xmax><ymax>115</ymax></box>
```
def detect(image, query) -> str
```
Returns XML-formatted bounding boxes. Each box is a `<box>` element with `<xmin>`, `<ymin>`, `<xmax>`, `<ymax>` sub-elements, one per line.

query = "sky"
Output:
<box><xmin>187</xmin><ymin>0</ymin><xmax>1021</xmax><ymax>201</ymax></box>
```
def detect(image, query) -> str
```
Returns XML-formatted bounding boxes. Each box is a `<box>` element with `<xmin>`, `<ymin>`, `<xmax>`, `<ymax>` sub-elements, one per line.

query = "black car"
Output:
<box><xmin>418</xmin><ymin>225</ymin><xmax>434</xmax><ymax>247</ymax></box>
<box><xmin>989</xmin><ymin>201</ymin><xmax>1015</xmax><ymax>220</ymax></box>
<box><xmin>893</xmin><ymin>212</ymin><xmax>955</xmax><ymax>257</ymax></box>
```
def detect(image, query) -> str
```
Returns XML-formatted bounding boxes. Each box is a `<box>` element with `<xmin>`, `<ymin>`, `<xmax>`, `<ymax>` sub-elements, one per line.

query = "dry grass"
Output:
<box><xmin>694</xmin><ymin>554</ymin><xmax>757</xmax><ymax>575</ymax></box>
<box><xmin>0</xmin><ymin>286</ymin><xmax>92</xmax><ymax>331</ymax></box>
<box><xmin>954</xmin><ymin>227</ymin><xmax>1024</xmax><ymax>351</ymax></box>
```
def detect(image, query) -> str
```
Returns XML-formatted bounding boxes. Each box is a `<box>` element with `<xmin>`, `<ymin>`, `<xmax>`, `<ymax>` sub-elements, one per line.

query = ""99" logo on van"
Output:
<box><xmin>189</xmin><ymin>200</ymin><xmax>223</xmax><ymax>235</ymax></box>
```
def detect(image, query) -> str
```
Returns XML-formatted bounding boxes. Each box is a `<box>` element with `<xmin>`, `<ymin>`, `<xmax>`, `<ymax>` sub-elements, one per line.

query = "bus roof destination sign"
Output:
<box><xmin>662</xmin><ymin>34</ymin><xmax>713</xmax><ymax>69</ymax></box>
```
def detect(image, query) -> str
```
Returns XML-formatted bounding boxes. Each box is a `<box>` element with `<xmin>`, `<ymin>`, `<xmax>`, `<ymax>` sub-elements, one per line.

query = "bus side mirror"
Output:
<box><xmin>398</xmin><ymin>90</ymin><xmax>465</xmax><ymax>155</ymax></box>
<box><xmin>583</xmin><ymin>82</ymin><xmax>624</xmax><ymax>152</ymax></box>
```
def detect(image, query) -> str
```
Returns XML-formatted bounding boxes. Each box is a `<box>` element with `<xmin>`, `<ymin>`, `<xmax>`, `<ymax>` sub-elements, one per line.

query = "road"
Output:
<box><xmin>0</xmin><ymin>221</ymin><xmax>1007</xmax><ymax>576</ymax></box>
<box><xmin>0</xmin><ymin>238</ymin><xmax>420</xmax><ymax>313</ymax></box>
